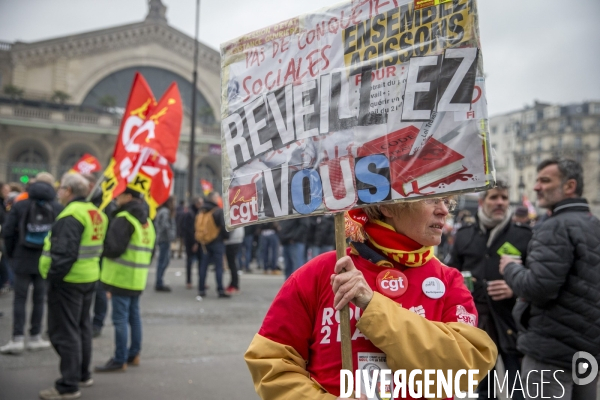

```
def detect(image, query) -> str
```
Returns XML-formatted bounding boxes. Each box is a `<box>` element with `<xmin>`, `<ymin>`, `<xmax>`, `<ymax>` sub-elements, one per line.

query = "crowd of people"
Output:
<box><xmin>0</xmin><ymin>171</ymin><xmax>241</xmax><ymax>399</ymax></box>
<box><xmin>0</xmin><ymin>157</ymin><xmax>598</xmax><ymax>400</ymax></box>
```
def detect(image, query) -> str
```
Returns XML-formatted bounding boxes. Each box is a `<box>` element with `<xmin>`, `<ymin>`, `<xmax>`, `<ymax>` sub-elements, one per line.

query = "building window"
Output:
<box><xmin>544</xmin><ymin>106</ymin><xmax>560</xmax><ymax>119</ymax></box>
<box><xmin>525</xmin><ymin>110</ymin><xmax>537</xmax><ymax>124</ymax></box>
<box><xmin>14</xmin><ymin>148</ymin><xmax>45</xmax><ymax>164</ymax></box>
<box><xmin>559</xmin><ymin>118</ymin><xmax>567</xmax><ymax>132</ymax></box>
<box><xmin>8</xmin><ymin>147</ymin><xmax>50</xmax><ymax>184</ymax></box>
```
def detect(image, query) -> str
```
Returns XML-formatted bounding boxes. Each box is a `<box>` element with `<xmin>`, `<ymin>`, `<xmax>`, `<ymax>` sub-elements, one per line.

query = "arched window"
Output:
<box><xmin>82</xmin><ymin>66</ymin><xmax>215</xmax><ymax>125</ymax></box>
<box><xmin>8</xmin><ymin>146</ymin><xmax>50</xmax><ymax>184</ymax></box>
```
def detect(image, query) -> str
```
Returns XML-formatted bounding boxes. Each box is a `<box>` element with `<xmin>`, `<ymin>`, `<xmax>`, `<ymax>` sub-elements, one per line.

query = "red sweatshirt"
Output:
<box><xmin>246</xmin><ymin>249</ymin><xmax>497</xmax><ymax>399</ymax></box>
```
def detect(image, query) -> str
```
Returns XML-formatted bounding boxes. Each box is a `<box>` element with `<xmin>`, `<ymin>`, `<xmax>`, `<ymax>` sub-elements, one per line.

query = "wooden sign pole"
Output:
<box><xmin>334</xmin><ymin>212</ymin><xmax>353</xmax><ymax>372</ymax></box>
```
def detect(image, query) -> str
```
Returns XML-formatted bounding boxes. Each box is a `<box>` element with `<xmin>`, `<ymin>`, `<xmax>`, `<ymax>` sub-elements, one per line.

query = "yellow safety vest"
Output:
<box><xmin>39</xmin><ymin>201</ymin><xmax>107</xmax><ymax>283</ymax></box>
<box><xmin>101</xmin><ymin>211</ymin><xmax>155</xmax><ymax>291</ymax></box>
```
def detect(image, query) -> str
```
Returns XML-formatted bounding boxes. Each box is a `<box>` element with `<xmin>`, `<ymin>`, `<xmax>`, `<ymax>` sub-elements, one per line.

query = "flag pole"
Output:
<box><xmin>85</xmin><ymin>175</ymin><xmax>104</xmax><ymax>203</ymax></box>
<box><xmin>334</xmin><ymin>212</ymin><xmax>353</xmax><ymax>372</ymax></box>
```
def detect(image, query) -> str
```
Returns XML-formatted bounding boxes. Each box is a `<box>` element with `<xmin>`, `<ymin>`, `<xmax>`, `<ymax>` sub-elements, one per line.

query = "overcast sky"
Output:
<box><xmin>0</xmin><ymin>0</ymin><xmax>598</xmax><ymax>117</ymax></box>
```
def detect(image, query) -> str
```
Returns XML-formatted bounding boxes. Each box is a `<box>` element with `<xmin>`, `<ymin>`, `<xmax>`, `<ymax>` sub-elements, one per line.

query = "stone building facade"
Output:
<box><xmin>489</xmin><ymin>101</ymin><xmax>600</xmax><ymax>215</ymax></box>
<box><xmin>0</xmin><ymin>0</ymin><xmax>223</xmax><ymax>199</ymax></box>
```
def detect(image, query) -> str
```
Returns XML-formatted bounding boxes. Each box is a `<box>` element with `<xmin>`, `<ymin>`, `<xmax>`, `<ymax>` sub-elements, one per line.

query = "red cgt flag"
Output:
<box><xmin>200</xmin><ymin>179</ymin><xmax>213</xmax><ymax>196</ymax></box>
<box><xmin>123</xmin><ymin>148</ymin><xmax>173</xmax><ymax>219</ymax></box>
<box><xmin>113</xmin><ymin>73</ymin><xmax>182</xmax><ymax>165</ymax></box>
<box><xmin>69</xmin><ymin>153</ymin><xmax>102</xmax><ymax>175</ymax></box>
<box><xmin>100</xmin><ymin>72</ymin><xmax>182</xmax><ymax>211</ymax></box>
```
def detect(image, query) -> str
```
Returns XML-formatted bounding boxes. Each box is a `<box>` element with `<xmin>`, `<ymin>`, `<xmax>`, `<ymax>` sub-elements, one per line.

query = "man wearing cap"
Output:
<box><xmin>38</xmin><ymin>173</ymin><xmax>108</xmax><ymax>400</ymax></box>
<box><xmin>512</xmin><ymin>206</ymin><xmax>531</xmax><ymax>227</ymax></box>
<box><xmin>95</xmin><ymin>187</ymin><xmax>155</xmax><ymax>372</ymax></box>
<box><xmin>448</xmin><ymin>181</ymin><xmax>532</xmax><ymax>400</ymax></box>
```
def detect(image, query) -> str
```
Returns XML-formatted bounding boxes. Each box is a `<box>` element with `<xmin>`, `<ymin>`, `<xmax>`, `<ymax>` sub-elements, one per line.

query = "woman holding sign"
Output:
<box><xmin>245</xmin><ymin>198</ymin><xmax>497</xmax><ymax>399</ymax></box>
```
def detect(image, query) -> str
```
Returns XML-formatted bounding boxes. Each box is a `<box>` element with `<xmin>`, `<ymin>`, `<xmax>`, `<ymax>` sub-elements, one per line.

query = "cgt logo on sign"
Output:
<box><xmin>229</xmin><ymin>183</ymin><xmax>258</xmax><ymax>225</ymax></box>
<box><xmin>572</xmin><ymin>351</ymin><xmax>599</xmax><ymax>386</ymax></box>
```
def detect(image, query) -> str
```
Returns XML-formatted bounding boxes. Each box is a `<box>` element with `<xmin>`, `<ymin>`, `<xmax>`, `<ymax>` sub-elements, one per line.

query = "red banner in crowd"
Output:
<box><xmin>200</xmin><ymin>179</ymin><xmax>213</xmax><ymax>196</ymax></box>
<box><xmin>69</xmin><ymin>154</ymin><xmax>102</xmax><ymax>175</ymax></box>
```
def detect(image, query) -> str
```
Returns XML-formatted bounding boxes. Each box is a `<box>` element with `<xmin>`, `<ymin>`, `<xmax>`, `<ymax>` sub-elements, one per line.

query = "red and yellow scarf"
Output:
<box><xmin>345</xmin><ymin>209</ymin><xmax>434</xmax><ymax>268</ymax></box>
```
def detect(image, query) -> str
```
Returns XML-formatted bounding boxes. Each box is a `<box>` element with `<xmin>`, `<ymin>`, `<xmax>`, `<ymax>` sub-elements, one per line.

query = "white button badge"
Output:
<box><xmin>422</xmin><ymin>277</ymin><xmax>445</xmax><ymax>299</ymax></box>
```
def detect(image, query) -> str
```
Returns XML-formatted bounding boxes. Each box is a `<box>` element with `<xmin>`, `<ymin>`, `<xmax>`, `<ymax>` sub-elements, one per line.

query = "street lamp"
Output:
<box><xmin>518</xmin><ymin>176</ymin><xmax>525</xmax><ymax>203</ymax></box>
<box><xmin>187</xmin><ymin>0</ymin><xmax>200</xmax><ymax>204</ymax></box>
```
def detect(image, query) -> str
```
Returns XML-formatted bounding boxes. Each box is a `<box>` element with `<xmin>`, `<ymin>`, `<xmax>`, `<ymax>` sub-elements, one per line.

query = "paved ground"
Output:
<box><xmin>0</xmin><ymin>258</ymin><xmax>281</xmax><ymax>400</ymax></box>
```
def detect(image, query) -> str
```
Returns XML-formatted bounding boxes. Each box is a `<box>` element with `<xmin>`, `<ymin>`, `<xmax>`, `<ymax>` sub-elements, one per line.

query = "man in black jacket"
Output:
<box><xmin>278</xmin><ymin>218</ymin><xmax>309</xmax><ymax>279</ymax></box>
<box><xmin>197</xmin><ymin>192</ymin><xmax>229</xmax><ymax>298</ymax></box>
<box><xmin>182</xmin><ymin>197</ymin><xmax>203</xmax><ymax>289</ymax></box>
<box><xmin>83</xmin><ymin>173</ymin><xmax>117</xmax><ymax>338</ymax></box>
<box><xmin>307</xmin><ymin>215</ymin><xmax>335</xmax><ymax>260</ymax></box>
<box><xmin>0</xmin><ymin>172</ymin><xmax>63</xmax><ymax>355</ymax></box>
<box><xmin>38</xmin><ymin>172</ymin><xmax>107</xmax><ymax>400</ymax></box>
<box><xmin>500</xmin><ymin>159</ymin><xmax>600</xmax><ymax>399</ymax></box>
<box><xmin>95</xmin><ymin>187</ymin><xmax>154</xmax><ymax>372</ymax></box>
<box><xmin>0</xmin><ymin>182</ymin><xmax>10</xmax><ymax>293</ymax></box>
<box><xmin>449</xmin><ymin>181</ymin><xmax>532</xmax><ymax>400</ymax></box>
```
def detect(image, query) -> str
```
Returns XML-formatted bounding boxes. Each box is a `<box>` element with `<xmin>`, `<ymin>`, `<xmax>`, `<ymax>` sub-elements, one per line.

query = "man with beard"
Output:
<box><xmin>500</xmin><ymin>159</ymin><xmax>600</xmax><ymax>399</ymax></box>
<box><xmin>449</xmin><ymin>181</ymin><xmax>532</xmax><ymax>399</ymax></box>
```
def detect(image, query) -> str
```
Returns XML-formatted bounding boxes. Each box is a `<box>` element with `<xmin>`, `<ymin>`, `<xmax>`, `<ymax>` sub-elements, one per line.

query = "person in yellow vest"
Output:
<box><xmin>95</xmin><ymin>187</ymin><xmax>155</xmax><ymax>372</ymax></box>
<box><xmin>38</xmin><ymin>173</ymin><xmax>108</xmax><ymax>400</ymax></box>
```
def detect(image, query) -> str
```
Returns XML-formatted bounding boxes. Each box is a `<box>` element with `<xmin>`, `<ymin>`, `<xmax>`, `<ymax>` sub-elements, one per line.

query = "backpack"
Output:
<box><xmin>195</xmin><ymin>209</ymin><xmax>219</xmax><ymax>245</ymax></box>
<box><xmin>20</xmin><ymin>200</ymin><xmax>56</xmax><ymax>249</ymax></box>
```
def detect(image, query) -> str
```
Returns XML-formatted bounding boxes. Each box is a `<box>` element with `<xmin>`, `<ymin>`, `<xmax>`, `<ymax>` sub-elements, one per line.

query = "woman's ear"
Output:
<box><xmin>379</xmin><ymin>205</ymin><xmax>393</xmax><ymax>219</ymax></box>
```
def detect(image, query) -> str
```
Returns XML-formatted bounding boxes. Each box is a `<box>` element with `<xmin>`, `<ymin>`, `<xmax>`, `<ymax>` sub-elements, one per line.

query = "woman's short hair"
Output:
<box><xmin>362</xmin><ymin>196</ymin><xmax>454</xmax><ymax>223</ymax></box>
<box><xmin>61</xmin><ymin>173</ymin><xmax>90</xmax><ymax>198</ymax></box>
<box><xmin>362</xmin><ymin>201</ymin><xmax>418</xmax><ymax>222</ymax></box>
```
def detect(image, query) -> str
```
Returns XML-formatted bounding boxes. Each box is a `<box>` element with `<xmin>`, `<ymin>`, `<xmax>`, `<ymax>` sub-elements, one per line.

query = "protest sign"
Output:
<box><xmin>221</xmin><ymin>0</ymin><xmax>494</xmax><ymax>229</ymax></box>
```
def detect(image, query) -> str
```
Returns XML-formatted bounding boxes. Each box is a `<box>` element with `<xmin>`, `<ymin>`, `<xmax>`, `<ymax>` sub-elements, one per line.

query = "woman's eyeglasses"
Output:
<box><xmin>422</xmin><ymin>197</ymin><xmax>457</xmax><ymax>212</ymax></box>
